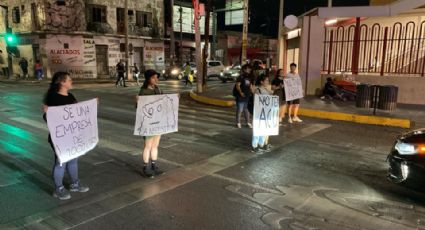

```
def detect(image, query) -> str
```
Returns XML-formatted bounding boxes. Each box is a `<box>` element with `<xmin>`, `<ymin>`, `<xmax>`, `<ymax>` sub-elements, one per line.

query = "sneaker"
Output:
<box><xmin>69</xmin><ymin>181</ymin><xmax>89</xmax><ymax>193</ymax></box>
<box><xmin>53</xmin><ymin>186</ymin><xmax>71</xmax><ymax>200</ymax></box>
<box><xmin>142</xmin><ymin>165</ymin><xmax>154</xmax><ymax>178</ymax></box>
<box><xmin>247</xmin><ymin>123</ymin><xmax>253</xmax><ymax>128</ymax></box>
<box><xmin>293</xmin><ymin>117</ymin><xmax>303</xmax><ymax>122</ymax></box>
<box><xmin>288</xmin><ymin>117</ymin><xmax>293</xmax><ymax>124</ymax></box>
<box><xmin>320</xmin><ymin>96</ymin><xmax>325</xmax><ymax>100</ymax></box>
<box><xmin>151</xmin><ymin>164</ymin><xmax>164</xmax><ymax>176</ymax></box>
<box><xmin>251</xmin><ymin>147</ymin><xmax>264</xmax><ymax>154</ymax></box>
<box><xmin>236</xmin><ymin>123</ymin><xmax>242</xmax><ymax>129</ymax></box>
<box><xmin>262</xmin><ymin>144</ymin><xmax>272</xmax><ymax>151</ymax></box>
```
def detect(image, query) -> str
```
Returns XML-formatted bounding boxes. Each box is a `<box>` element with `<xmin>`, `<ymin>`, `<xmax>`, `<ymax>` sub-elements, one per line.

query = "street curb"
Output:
<box><xmin>298</xmin><ymin>108</ymin><xmax>411</xmax><ymax>129</ymax></box>
<box><xmin>188</xmin><ymin>91</ymin><xmax>411</xmax><ymax>128</ymax></box>
<box><xmin>189</xmin><ymin>90</ymin><xmax>235</xmax><ymax>107</ymax></box>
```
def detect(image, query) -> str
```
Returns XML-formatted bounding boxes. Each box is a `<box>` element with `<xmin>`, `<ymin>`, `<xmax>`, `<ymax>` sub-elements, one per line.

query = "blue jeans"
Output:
<box><xmin>252</xmin><ymin>136</ymin><xmax>266</xmax><ymax>148</ymax></box>
<box><xmin>49</xmin><ymin>138</ymin><xmax>79</xmax><ymax>190</ymax></box>
<box><xmin>236</xmin><ymin>100</ymin><xmax>250</xmax><ymax>124</ymax></box>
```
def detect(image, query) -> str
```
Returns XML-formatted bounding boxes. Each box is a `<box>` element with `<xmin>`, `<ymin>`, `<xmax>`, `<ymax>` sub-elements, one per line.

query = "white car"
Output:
<box><xmin>206</xmin><ymin>60</ymin><xmax>225</xmax><ymax>79</ymax></box>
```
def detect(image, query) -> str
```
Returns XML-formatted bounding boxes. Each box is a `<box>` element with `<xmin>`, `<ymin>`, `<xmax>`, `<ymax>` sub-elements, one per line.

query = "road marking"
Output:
<box><xmin>11</xmin><ymin>123</ymin><xmax>331</xmax><ymax>229</ymax></box>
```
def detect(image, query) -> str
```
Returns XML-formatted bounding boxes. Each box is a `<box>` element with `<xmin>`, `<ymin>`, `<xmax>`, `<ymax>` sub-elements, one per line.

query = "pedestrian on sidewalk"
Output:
<box><xmin>35</xmin><ymin>60</ymin><xmax>44</xmax><ymax>80</ymax></box>
<box><xmin>286</xmin><ymin>63</ymin><xmax>303</xmax><ymax>123</ymax></box>
<box><xmin>184</xmin><ymin>62</ymin><xmax>192</xmax><ymax>87</ymax></box>
<box><xmin>42</xmin><ymin>71</ymin><xmax>89</xmax><ymax>200</ymax></box>
<box><xmin>272</xmin><ymin>69</ymin><xmax>287</xmax><ymax>124</ymax></box>
<box><xmin>235</xmin><ymin>64</ymin><xmax>254</xmax><ymax>129</ymax></box>
<box><xmin>133</xmin><ymin>63</ymin><xmax>140</xmax><ymax>86</ymax></box>
<box><xmin>137</xmin><ymin>70</ymin><xmax>164</xmax><ymax>178</ymax></box>
<box><xmin>252</xmin><ymin>74</ymin><xmax>271</xmax><ymax>153</ymax></box>
<box><xmin>19</xmin><ymin>57</ymin><xmax>29</xmax><ymax>79</ymax></box>
<box><xmin>115</xmin><ymin>60</ymin><xmax>128</xmax><ymax>87</ymax></box>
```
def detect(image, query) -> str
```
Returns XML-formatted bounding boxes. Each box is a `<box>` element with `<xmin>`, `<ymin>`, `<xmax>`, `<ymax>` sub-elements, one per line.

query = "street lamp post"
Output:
<box><xmin>277</xmin><ymin>0</ymin><xmax>285</xmax><ymax>69</ymax></box>
<box><xmin>241</xmin><ymin>0</ymin><xmax>249</xmax><ymax>64</ymax></box>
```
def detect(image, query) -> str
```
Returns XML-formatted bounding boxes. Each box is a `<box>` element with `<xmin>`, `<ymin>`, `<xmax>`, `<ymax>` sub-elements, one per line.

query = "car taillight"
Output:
<box><xmin>418</xmin><ymin>145</ymin><xmax>425</xmax><ymax>154</ymax></box>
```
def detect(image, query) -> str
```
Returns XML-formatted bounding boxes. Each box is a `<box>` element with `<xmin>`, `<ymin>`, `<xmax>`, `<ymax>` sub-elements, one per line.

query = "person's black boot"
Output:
<box><xmin>151</xmin><ymin>161</ymin><xmax>164</xmax><ymax>176</ymax></box>
<box><xmin>142</xmin><ymin>163</ymin><xmax>154</xmax><ymax>178</ymax></box>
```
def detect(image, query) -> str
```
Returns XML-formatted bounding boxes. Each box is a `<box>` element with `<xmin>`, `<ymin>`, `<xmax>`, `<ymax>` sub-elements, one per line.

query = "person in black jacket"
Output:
<box><xmin>43</xmin><ymin>72</ymin><xmax>89</xmax><ymax>200</ymax></box>
<box><xmin>115</xmin><ymin>60</ymin><xmax>128</xmax><ymax>87</ymax></box>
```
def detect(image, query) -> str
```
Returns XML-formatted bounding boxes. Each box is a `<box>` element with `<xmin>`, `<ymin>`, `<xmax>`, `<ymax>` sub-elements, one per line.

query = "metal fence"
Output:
<box><xmin>323</xmin><ymin>20</ymin><xmax>425</xmax><ymax>76</ymax></box>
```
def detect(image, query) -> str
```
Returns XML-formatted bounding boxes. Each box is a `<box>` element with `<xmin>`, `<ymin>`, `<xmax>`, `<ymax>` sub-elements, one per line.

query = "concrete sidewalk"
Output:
<box><xmin>190</xmin><ymin>82</ymin><xmax>424</xmax><ymax>129</ymax></box>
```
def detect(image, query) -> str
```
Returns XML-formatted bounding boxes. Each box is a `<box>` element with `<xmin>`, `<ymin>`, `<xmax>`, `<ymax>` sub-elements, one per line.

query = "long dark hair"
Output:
<box><xmin>276</xmin><ymin>69</ymin><xmax>283</xmax><ymax>80</ymax></box>
<box><xmin>255</xmin><ymin>74</ymin><xmax>269</xmax><ymax>86</ymax></box>
<box><xmin>43</xmin><ymin>71</ymin><xmax>70</xmax><ymax>104</ymax></box>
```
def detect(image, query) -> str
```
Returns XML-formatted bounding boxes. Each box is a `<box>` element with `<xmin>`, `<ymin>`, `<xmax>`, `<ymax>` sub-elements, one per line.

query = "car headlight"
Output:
<box><xmin>231</xmin><ymin>72</ymin><xmax>240</xmax><ymax>77</ymax></box>
<box><xmin>171</xmin><ymin>69</ymin><xmax>179</xmax><ymax>75</ymax></box>
<box><xmin>162</xmin><ymin>70</ymin><xmax>166</xmax><ymax>74</ymax></box>
<box><xmin>395</xmin><ymin>141</ymin><xmax>425</xmax><ymax>155</ymax></box>
<box><xmin>220</xmin><ymin>72</ymin><xmax>224</xmax><ymax>76</ymax></box>
<box><xmin>194</xmin><ymin>70</ymin><xmax>197</xmax><ymax>74</ymax></box>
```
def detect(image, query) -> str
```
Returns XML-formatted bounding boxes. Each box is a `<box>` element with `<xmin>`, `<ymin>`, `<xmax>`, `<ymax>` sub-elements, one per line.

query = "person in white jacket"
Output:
<box><xmin>252</xmin><ymin>74</ymin><xmax>272</xmax><ymax>154</ymax></box>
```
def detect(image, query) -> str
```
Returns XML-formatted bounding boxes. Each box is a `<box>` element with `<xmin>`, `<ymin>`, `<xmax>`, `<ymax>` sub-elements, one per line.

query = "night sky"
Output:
<box><xmin>213</xmin><ymin>0</ymin><xmax>370</xmax><ymax>37</ymax></box>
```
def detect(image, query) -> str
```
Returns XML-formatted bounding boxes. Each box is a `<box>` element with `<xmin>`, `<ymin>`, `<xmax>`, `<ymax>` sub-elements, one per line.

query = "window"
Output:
<box><xmin>56</xmin><ymin>0</ymin><xmax>66</xmax><ymax>6</ymax></box>
<box><xmin>116</xmin><ymin>8</ymin><xmax>125</xmax><ymax>23</ymax></box>
<box><xmin>88</xmin><ymin>5</ymin><xmax>106</xmax><ymax>23</ymax></box>
<box><xmin>136</xmin><ymin>11</ymin><xmax>152</xmax><ymax>27</ymax></box>
<box><xmin>12</xmin><ymin>7</ymin><xmax>20</xmax><ymax>23</ymax></box>
<box><xmin>208</xmin><ymin>61</ymin><xmax>222</xmax><ymax>67</ymax></box>
<box><xmin>64</xmin><ymin>43</ymin><xmax>69</xmax><ymax>49</ymax></box>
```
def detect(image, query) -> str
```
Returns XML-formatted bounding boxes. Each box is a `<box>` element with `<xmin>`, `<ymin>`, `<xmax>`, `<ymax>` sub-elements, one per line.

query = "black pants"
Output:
<box><xmin>115</xmin><ymin>74</ymin><xmax>126</xmax><ymax>86</ymax></box>
<box><xmin>185</xmin><ymin>75</ymin><xmax>192</xmax><ymax>86</ymax></box>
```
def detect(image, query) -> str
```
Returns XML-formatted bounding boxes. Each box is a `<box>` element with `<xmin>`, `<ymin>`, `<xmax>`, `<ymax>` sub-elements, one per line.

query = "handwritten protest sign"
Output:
<box><xmin>253</xmin><ymin>94</ymin><xmax>280</xmax><ymax>136</ymax></box>
<box><xmin>284</xmin><ymin>77</ymin><xmax>304</xmax><ymax>101</ymax></box>
<box><xmin>134</xmin><ymin>94</ymin><xmax>179</xmax><ymax>136</ymax></box>
<box><xmin>46</xmin><ymin>99</ymin><xmax>98</xmax><ymax>164</ymax></box>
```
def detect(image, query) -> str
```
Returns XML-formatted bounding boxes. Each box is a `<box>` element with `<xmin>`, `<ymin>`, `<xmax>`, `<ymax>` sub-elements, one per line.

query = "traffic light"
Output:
<box><xmin>5</xmin><ymin>27</ymin><xmax>18</xmax><ymax>46</ymax></box>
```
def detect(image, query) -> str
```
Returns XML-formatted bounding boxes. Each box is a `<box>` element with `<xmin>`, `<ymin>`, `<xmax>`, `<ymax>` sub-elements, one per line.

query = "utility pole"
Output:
<box><xmin>202</xmin><ymin>0</ymin><xmax>211</xmax><ymax>91</ymax></box>
<box><xmin>241</xmin><ymin>0</ymin><xmax>249</xmax><ymax>65</ymax></box>
<box><xmin>193</xmin><ymin>0</ymin><xmax>203</xmax><ymax>93</ymax></box>
<box><xmin>328</xmin><ymin>0</ymin><xmax>332</xmax><ymax>7</ymax></box>
<box><xmin>170</xmin><ymin>0</ymin><xmax>175</xmax><ymax>65</ymax></box>
<box><xmin>179</xmin><ymin>5</ymin><xmax>183</xmax><ymax>63</ymax></box>
<box><xmin>277</xmin><ymin>0</ymin><xmax>284</xmax><ymax>69</ymax></box>
<box><xmin>124</xmin><ymin>0</ymin><xmax>129</xmax><ymax>80</ymax></box>
<box><xmin>211</xmin><ymin>10</ymin><xmax>217</xmax><ymax>60</ymax></box>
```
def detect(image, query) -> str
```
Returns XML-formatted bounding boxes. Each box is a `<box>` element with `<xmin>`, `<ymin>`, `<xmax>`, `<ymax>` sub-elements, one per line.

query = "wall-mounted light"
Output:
<box><xmin>325</xmin><ymin>19</ymin><xmax>337</xmax><ymax>26</ymax></box>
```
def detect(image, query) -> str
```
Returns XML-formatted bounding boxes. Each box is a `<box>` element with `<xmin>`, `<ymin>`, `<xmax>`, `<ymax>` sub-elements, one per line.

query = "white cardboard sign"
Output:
<box><xmin>46</xmin><ymin>99</ymin><xmax>98</xmax><ymax>164</ymax></box>
<box><xmin>284</xmin><ymin>77</ymin><xmax>304</xmax><ymax>101</ymax></box>
<box><xmin>253</xmin><ymin>94</ymin><xmax>280</xmax><ymax>136</ymax></box>
<box><xmin>134</xmin><ymin>94</ymin><xmax>179</xmax><ymax>136</ymax></box>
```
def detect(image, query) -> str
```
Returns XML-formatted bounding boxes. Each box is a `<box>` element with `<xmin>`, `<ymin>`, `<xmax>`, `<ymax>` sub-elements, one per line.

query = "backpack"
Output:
<box><xmin>232</xmin><ymin>84</ymin><xmax>238</xmax><ymax>97</ymax></box>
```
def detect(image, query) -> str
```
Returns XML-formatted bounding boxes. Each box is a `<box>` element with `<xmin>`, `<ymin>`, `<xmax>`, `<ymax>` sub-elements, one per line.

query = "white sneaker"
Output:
<box><xmin>293</xmin><ymin>117</ymin><xmax>303</xmax><ymax>122</ymax></box>
<box><xmin>237</xmin><ymin>123</ymin><xmax>242</xmax><ymax>128</ymax></box>
<box><xmin>247</xmin><ymin>123</ymin><xmax>252</xmax><ymax>128</ymax></box>
<box><xmin>288</xmin><ymin>117</ymin><xmax>293</xmax><ymax>124</ymax></box>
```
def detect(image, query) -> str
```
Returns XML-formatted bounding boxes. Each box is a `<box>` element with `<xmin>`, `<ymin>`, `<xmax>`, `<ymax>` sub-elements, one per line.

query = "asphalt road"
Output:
<box><xmin>1</xmin><ymin>79</ymin><xmax>425</xmax><ymax>230</ymax></box>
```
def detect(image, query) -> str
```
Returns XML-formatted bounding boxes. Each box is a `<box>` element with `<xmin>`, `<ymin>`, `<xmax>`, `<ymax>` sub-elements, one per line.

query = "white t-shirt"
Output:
<box><xmin>286</xmin><ymin>72</ymin><xmax>300</xmax><ymax>79</ymax></box>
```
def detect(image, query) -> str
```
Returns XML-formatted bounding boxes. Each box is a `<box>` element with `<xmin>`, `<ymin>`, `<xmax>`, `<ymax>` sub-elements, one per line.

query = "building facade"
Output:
<box><xmin>0</xmin><ymin>0</ymin><xmax>165</xmax><ymax>79</ymax></box>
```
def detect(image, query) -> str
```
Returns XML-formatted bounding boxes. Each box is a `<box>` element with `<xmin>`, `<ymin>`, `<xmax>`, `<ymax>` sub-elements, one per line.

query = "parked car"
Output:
<box><xmin>219</xmin><ymin>65</ymin><xmax>241</xmax><ymax>83</ymax></box>
<box><xmin>387</xmin><ymin>128</ymin><xmax>425</xmax><ymax>185</ymax></box>
<box><xmin>162</xmin><ymin>65</ymin><xmax>183</xmax><ymax>80</ymax></box>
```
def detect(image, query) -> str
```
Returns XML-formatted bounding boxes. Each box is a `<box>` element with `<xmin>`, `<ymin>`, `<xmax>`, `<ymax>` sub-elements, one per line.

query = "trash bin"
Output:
<box><xmin>378</xmin><ymin>85</ymin><xmax>398</xmax><ymax>111</ymax></box>
<box><xmin>356</xmin><ymin>84</ymin><xmax>372</xmax><ymax>108</ymax></box>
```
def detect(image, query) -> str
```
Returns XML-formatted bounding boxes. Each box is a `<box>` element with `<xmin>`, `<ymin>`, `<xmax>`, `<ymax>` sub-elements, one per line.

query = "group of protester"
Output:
<box><xmin>41</xmin><ymin>60</ymin><xmax>306</xmax><ymax>200</ymax></box>
<box><xmin>234</xmin><ymin>63</ymin><xmax>303</xmax><ymax>154</ymax></box>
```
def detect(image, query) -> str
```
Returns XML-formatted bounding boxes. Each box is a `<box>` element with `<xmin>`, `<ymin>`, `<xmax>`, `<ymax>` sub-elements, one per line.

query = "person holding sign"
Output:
<box><xmin>272</xmin><ymin>69</ymin><xmax>287</xmax><ymax>124</ymax></box>
<box><xmin>137</xmin><ymin>70</ymin><xmax>165</xmax><ymax>178</ymax></box>
<box><xmin>252</xmin><ymin>74</ymin><xmax>273</xmax><ymax>153</ymax></box>
<box><xmin>43</xmin><ymin>72</ymin><xmax>89</xmax><ymax>200</ymax></box>
<box><xmin>235</xmin><ymin>64</ymin><xmax>254</xmax><ymax>129</ymax></box>
<box><xmin>286</xmin><ymin>63</ymin><xmax>303</xmax><ymax>123</ymax></box>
